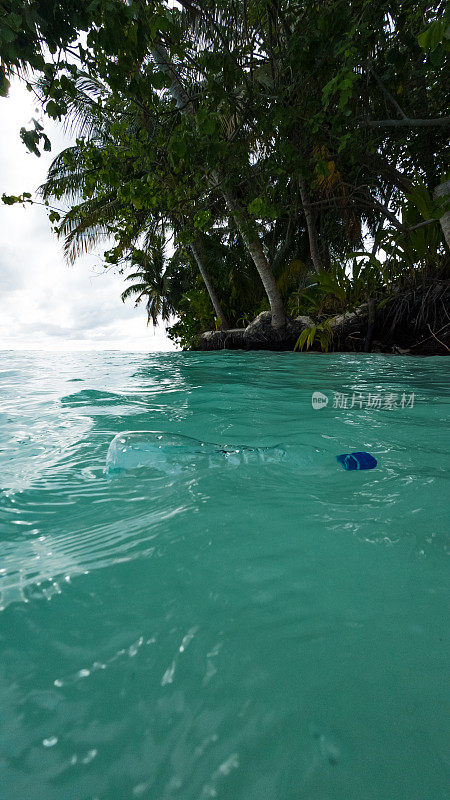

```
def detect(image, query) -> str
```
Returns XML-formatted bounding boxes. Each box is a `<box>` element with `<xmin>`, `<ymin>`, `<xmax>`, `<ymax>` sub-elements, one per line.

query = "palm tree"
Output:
<box><xmin>151</xmin><ymin>40</ymin><xmax>286</xmax><ymax>329</ymax></box>
<box><xmin>40</xmin><ymin>77</ymin><xmax>230</xmax><ymax>328</ymax></box>
<box><xmin>120</xmin><ymin>238</ymin><xmax>175</xmax><ymax>327</ymax></box>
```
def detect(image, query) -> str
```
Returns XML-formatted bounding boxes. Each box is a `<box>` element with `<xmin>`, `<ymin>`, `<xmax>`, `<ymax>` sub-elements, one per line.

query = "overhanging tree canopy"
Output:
<box><xmin>2</xmin><ymin>0</ymin><xmax>449</xmax><ymax>346</ymax></box>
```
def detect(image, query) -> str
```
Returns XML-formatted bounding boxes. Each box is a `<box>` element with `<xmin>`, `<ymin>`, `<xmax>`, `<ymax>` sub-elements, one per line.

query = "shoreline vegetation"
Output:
<box><xmin>193</xmin><ymin>279</ymin><xmax>450</xmax><ymax>354</ymax></box>
<box><xmin>194</xmin><ymin>283</ymin><xmax>450</xmax><ymax>354</ymax></box>
<box><xmin>1</xmin><ymin>1</ymin><xmax>449</xmax><ymax>354</ymax></box>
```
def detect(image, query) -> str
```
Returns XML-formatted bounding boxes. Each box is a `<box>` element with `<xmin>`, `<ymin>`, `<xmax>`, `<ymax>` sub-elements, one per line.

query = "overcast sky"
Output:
<box><xmin>0</xmin><ymin>80</ymin><xmax>176</xmax><ymax>351</ymax></box>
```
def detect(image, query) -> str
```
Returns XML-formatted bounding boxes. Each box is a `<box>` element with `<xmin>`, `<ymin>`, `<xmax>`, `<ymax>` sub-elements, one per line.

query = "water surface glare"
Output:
<box><xmin>0</xmin><ymin>350</ymin><xmax>449</xmax><ymax>800</ymax></box>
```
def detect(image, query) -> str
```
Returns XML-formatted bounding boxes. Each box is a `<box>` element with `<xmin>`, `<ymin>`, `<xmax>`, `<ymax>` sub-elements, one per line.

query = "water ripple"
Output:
<box><xmin>0</xmin><ymin>350</ymin><xmax>448</xmax><ymax>800</ymax></box>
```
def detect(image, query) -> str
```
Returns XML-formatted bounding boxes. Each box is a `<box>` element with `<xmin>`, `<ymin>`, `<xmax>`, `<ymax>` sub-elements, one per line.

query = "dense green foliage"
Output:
<box><xmin>2</xmin><ymin>0</ymin><xmax>449</xmax><ymax>347</ymax></box>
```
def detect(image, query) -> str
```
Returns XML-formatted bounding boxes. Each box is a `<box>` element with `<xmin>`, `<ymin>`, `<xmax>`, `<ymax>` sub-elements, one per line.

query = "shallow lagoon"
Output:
<box><xmin>0</xmin><ymin>350</ymin><xmax>448</xmax><ymax>799</ymax></box>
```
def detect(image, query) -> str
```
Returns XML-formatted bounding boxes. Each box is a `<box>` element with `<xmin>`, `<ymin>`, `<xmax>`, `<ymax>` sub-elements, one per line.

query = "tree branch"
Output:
<box><xmin>406</xmin><ymin>219</ymin><xmax>438</xmax><ymax>232</ymax></box>
<box><xmin>427</xmin><ymin>324</ymin><xmax>450</xmax><ymax>353</ymax></box>
<box><xmin>358</xmin><ymin>151</ymin><xmax>413</xmax><ymax>194</ymax></box>
<box><xmin>368</xmin><ymin>66</ymin><xmax>408</xmax><ymax>120</ymax></box>
<box><xmin>364</xmin><ymin>117</ymin><xmax>450</xmax><ymax>128</ymax></box>
<box><xmin>355</xmin><ymin>194</ymin><xmax>403</xmax><ymax>230</ymax></box>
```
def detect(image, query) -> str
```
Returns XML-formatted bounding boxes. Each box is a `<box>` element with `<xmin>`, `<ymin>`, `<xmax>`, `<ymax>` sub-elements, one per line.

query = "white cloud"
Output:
<box><xmin>0</xmin><ymin>80</ymin><xmax>177</xmax><ymax>352</ymax></box>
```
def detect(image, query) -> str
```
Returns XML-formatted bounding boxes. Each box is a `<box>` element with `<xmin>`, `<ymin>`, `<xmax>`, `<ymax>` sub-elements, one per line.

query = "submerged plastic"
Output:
<box><xmin>336</xmin><ymin>451</ymin><xmax>377</xmax><ymax>470</ymax></box>
<box><xmin>106</xmin><ymin>431</ymin><xmax>289</xmax><ymax>475</ymax></box>
<box><xmin>106</xmin><ymin>433</ymin><xmax>377</xmax><ymax>476</ymax></box>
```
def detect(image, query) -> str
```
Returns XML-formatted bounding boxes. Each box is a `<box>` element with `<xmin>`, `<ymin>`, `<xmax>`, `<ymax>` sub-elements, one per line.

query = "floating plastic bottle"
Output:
<box><xmin>105</xmin><ymin>431</ymin><xmax>289</xmax><ymax>475</ymax></box>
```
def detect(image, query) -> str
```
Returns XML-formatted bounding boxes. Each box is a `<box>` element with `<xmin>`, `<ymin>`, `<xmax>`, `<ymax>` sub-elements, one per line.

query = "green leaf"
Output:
<box><xmin>0</xmin><ymin>28</ymin><xmax>15</xmax><ymax>43</ymax></box>
<box><xmin>45</xmin><ymin>99</ymin><xmax>64</xmax><ymax>119</ymax></box>
<box><xmin>151</xmin><ymin>71</ymin><xmax>167</xmax><ymax>90</ymax></box>
<box><xmin>429</xmin><ymin>43</ymin><xmax>445</xmax><ymax>67</ymax></box>
<box><xmin>6</xmin><ymin>12</ymin><xmax>22</xmax><ymax>31</ymax></box>
<box><xmin>418</xmin><ymin>19</ymin><xmax>447</xmax><ymax>51</ymax></box>
<box><xmin>1</xmin><ymin>192</ymin><xmax>32</xmax><ymax>205</ymax></box>
<box><xmin>248</xmin><ymin>197</ymin><xmax>264</xmax><ymax>217</ymax></box>
<box><xmin>406</xmin><ymin>182</ymin><xmax>434</xmax><ymax>220</ymax></box>
<box><xmin>20</xmin><ymin>127</ymin><xmax>41</xmax><ymax>157</ymax></box>
<box><xmin>1</xmin><ymin>194</ymin><xmax>19</xmax><ymax>205</ymax></box>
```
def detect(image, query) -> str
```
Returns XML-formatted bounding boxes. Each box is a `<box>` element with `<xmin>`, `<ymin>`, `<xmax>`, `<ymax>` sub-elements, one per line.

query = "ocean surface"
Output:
<box><xmin>0</xmin><ymin>350</ymin><xmax>448</xmax><ymax>800</ymax></box>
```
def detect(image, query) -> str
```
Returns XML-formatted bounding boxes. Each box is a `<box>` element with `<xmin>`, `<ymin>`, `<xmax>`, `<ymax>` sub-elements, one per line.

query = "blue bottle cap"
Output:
<box><xmin>336</xmin><ymin>451</ymin><xmax>377</xmax><ymax>470</ymax></box>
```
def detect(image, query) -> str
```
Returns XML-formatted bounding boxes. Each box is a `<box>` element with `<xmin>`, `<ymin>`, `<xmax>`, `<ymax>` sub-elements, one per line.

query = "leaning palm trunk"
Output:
<box><xmin>434</xmin><ymin>180</ymin><xmax>450</xmax><ymax>249</ymax></box>
<box><xmin>190</xmin><ymin>237</ymin><xmax>230</xmax><ymax>329</ymax></box>
<box><xmin>216</xmin><ymin>179</ymin><xmax>285</xmax><ymax>328</ymax></box>
<box><xmin>152</xmin><ymin>42</ymin><xmax>286</xmax><ymax>330</ymax></box>
<box><xmin>298</xmin><ymin>175</ymin><xmax>323</xmax><ymax>274</ymax></box>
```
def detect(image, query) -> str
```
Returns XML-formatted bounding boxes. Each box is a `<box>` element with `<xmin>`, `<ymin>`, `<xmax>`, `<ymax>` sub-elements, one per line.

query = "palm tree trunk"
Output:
<box><xmin>152</xmin><ymin>42</ymin><xmax>286</xmax><ymax>330</ymax></box>
<box><xmin>217</xmin><ymin>179</ymin><xmax>285</xmax><ymax>329</ymax></box>
<box><xmin>298</xmin><ymin>175</ymin><xmax>324</xmax><ymax>274</ymax></box>
<box><xmin>364</xmin><ymin>295</ymin><xmax>376</xmax><ymax>352</ymax></box>
<box><xmin>151</xmin><ymin>43</ymin><xmax>196</xmax><ymax>117</ymax></box>
<box><xmin>435</xmin><ymin>180</ymin><xmax>450</xmax><ymax>249</ymax></box>
<box><xmin>190</xmin><ymin>238</ymin><xmax>230</xmax><ymax>329</ymax></box>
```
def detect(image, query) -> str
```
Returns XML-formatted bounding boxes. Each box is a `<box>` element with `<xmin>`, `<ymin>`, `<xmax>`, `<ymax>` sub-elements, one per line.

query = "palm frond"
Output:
<box><xmin>121</xmin><ymin>283</ymin><xmax>149</xmax><ymax>301</ymax></box>
<box><xmin>58</xmin><ymin>194</ymin><xmax>119</xmax><ymax>264</ymax></box>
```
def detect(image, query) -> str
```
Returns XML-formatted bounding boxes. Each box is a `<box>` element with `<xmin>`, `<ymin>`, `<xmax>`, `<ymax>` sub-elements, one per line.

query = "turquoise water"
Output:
<box><xmin>0</xmin><ymin>350</ymin><xmax>448</xmax><ymax>800</ymax></box>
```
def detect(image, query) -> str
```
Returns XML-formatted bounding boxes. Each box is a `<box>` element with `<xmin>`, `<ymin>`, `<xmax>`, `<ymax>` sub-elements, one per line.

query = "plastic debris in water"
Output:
<box><xmin>336</xmin><ymin>451</ymin><xmax>377</xmax><ymax>470</ymax></box>
<box><xmin>309</xmin><ymin>723</ymin><xmax>340</xmax><ymax>766</ymax></box>
<box><xmin>105</xmin><ymin>431</ymin><xmax>289</xmax><ymax>475</ymax></box>
<box><xmin>318</xmin><ymin>733</ymin><xmax>340</xmax><ymax>765</ymax></box>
